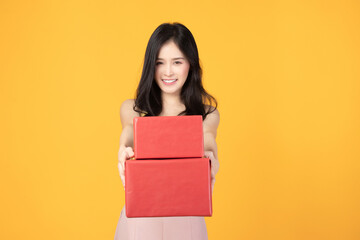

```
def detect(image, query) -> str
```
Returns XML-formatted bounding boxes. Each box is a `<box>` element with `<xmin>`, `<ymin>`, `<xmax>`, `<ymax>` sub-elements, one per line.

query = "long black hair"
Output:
<box><xmin>133</xmin><ymin>22</ymin><xmax>217</xmax><ymax>120</ymax></box>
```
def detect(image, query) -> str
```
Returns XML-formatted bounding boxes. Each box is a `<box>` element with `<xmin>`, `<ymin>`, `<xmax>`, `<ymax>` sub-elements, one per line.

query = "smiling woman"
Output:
<box><xmin>154</xmin><ymin>44</ymin><xmax>190</xmax><ymax>94</ymax></box>
<box><xmin>115</xmin><ymin>22</ymin><xmax>220</xmax><ymax>240</ymax></box>
<box><xmin>132</xmin><ymin>23</ymin><xmax>217</xmax><ymax>118</ymax></box>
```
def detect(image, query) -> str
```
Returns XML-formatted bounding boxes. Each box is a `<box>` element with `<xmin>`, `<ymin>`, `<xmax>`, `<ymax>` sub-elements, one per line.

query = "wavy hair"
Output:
<box><xmin>133</xmin><ymin>22</ymin><xmax>217</xmax><ymax>120</ymax></box>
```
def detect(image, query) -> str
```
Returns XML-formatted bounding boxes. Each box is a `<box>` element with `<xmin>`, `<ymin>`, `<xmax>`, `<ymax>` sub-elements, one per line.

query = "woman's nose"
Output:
<box><xmin>164</xmin><ymin>64</ymin><xmax>173</xmax><ymax>76</ymax></box>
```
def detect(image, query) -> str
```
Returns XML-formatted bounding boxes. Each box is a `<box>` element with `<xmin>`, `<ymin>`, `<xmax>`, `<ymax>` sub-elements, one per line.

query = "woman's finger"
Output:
<box><xmin>118</xmin><ymin>161</ymin><xmax>125</xmax><ymax>188</ymax></box>
<box><xmin>118</xmin><ymin>147</ymin><xmax>134</xmax><ymax>189</ymax></box>
<box><xmin>204</xmin><ymin>151</ymin><xmax>211</xmax><ymax>158</ymax></box>
<box><xmin>205</xmin><ymin>151</ymin><xmax>214</xmax><ymax>158</ymax></box>
<box><xmin>119</xmin><ymin>150</ymin><xmax>128</xmax><ymax>170</ymax></box>
<box><xmin>210</xmin><ymin>167</ymin><xmax>216</xmax><ymax>179</ymax></box>
<box><xmin>204</xmin><ymin>151</ymin><xmax>215</xmax><ymax>163</ymax></box>
<box><xmin>211</xmin><ymin>178</ymin><xmax>215</xmax><ymax>193</ymax></box>
<box><xmin>125</xmin><ymin>147</ymin><xmax>135</xmax><ymax>159</ymax></box>
<box><xmin>204</xmin><ymin>151</ymin><xmax>214</xmax><ymax>167</ymax></box>
<box><xmin>117</xmin><ymin>147</ymin><xmax>133</xmax><ymax>190</ymax></box>
<box><xmin>204</xmin><ymin>151</ymin><xmax>219</xmax><ymax>178</ymax></box>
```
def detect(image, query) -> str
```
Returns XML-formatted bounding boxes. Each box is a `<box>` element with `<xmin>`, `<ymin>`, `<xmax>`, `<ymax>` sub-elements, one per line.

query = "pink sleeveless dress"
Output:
<box><xmin>114</xmin><ymin>112</ymin><xmax>208</xmax><ymax>240</ymax></box>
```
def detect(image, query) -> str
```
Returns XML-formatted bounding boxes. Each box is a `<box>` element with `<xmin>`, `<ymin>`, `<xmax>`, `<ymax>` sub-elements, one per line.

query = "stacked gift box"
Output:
<box><xmin>125</xmin><ymin>115</ymin><xmax>212</xmax><ymax>218</ymax></box>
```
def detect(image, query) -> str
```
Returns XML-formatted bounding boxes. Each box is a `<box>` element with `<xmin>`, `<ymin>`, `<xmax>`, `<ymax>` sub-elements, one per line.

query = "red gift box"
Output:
<box><xmin>125</xmin><ymin>158</ymin><xmax>212</xmax><ymax>217</ymax></box>
<box><xmin>133</xmin><ymin>115</ymin><xmax>204</xmax><ymax>159</ymax></box>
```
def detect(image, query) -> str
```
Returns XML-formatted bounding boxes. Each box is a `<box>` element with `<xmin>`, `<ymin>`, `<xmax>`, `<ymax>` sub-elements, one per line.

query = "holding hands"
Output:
<box><xmin>118</xmin><ymin>147</ymin><xmax>219</xmax><ymax>193</ymax></box>
<box><xmin>118</xmin><ymin>146</ymin><xmax>134</xmax><ymax>189</ymax></box>
<box><xmin>204</xmin><ymin>151</ymin><xmax>219</xmax><ymax>193</ymax></box>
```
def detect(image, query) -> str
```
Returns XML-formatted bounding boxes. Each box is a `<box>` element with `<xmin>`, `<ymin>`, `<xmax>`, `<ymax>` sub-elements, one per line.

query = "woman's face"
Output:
<box><xmin>154</xmin><ymin>40</ymin><xmax>190</xmax><ymax>96</ymax></box>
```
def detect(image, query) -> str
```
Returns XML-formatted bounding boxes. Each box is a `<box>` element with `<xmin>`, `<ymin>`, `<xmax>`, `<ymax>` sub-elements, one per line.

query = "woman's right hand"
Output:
<box><xmin>118</xmin><ymin>146</ymin><xmax>134</xmax><ymax>189</ymax></box>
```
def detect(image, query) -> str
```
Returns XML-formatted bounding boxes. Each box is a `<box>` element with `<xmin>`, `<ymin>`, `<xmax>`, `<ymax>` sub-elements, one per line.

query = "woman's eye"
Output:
<box><xmin>175</xmin><ymin>61</ymin><xmax>182</xmax><ymax>64</ymax></box>
<box><xmin>156</xmin><ymin>62</ymin><xmax>162</xmax><ymax>65</ymax></box>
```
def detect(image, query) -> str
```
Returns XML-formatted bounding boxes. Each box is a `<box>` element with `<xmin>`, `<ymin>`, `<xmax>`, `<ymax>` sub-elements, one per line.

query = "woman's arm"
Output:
<box><xmin>119</xmin><ymin>99</ymin><xmax>138</xmax><ymax>147</ymax></box>
<box><xmin>118</xmin><ymin>99</ymin><xmax>139</xmax><ymax>188</ymax></box>
<box><xmin>203</xmin><ymin>107</ymin><xmax>220</xmax><ymax>190</ymax></box>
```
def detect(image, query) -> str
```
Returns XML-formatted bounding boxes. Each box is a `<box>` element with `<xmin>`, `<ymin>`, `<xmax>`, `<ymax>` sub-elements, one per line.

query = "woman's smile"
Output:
<box><xmin>162</xmin><ymin>79</ymin><xmax>178</xmax><ymax>85</ymax></box>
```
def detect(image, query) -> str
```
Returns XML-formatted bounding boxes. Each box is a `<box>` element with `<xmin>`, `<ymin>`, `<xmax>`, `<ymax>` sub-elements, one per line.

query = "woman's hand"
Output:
<box><xmin>204</xmin><ymin>151</ymin><xmax>219</xmax><ymax>193</ymax></box>
<box><xmin>118</xmin><ymin>146</ymin><xmax>134</xmax><ymax>189</ymax></box>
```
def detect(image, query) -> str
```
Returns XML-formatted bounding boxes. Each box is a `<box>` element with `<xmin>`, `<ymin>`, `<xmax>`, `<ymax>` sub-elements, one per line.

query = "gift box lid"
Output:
<box><xmin>125</xmin><ymin>157</ymin><xmax>212</xmax><ymax>217</ymax></box>
<box><xmin>133</xmin><ymin>115</ymin><xmax>204</xmax><ymax>159</ymax></box>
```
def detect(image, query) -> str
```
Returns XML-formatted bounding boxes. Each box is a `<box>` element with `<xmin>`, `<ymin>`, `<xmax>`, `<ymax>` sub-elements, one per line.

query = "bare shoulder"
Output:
<box><xmin>204</xmin><ymin>105</ymin><xmax>220</xmax><ymax>123</ymax></box>
<box><xmin>120</xmin><ymin>99</ymin><xmax>140</xmax><ymax>128</ymax></box>
<box><xmin>203</xmin><ymin>105</ymin><xmax>220</xmax><ymax>137</ymax></box>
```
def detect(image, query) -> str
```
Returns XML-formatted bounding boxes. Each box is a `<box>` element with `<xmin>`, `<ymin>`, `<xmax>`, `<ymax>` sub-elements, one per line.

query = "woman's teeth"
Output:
<box><xmin>163</xmin><ymin>79</ymin><xmax>177</xmax><ymax>83</ymax></box>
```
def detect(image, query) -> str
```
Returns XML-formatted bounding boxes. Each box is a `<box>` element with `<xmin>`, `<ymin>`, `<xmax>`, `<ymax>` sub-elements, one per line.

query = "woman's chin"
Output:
<box><xmin>160</xmin><ymin>88</ymin><xmax>181</xmax><ymax>95</ymax></box>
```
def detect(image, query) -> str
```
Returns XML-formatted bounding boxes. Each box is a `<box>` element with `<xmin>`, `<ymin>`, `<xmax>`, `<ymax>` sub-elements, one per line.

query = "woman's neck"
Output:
<box><xmin>161</xmin><ymin>92</ymin><xmax>183</xmax><ymax>107</ymax></box>
<box><xmin>160</xmin><ymin>92</ymin><xmax>185</xmax><ymax>116</ymax></box>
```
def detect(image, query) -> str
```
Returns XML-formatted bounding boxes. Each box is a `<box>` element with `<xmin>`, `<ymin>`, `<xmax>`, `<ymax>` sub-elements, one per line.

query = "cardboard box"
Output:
<box><xmin>133</xmin><ymin>115</ymin><xmax>204</xmax><ymax>159</ymax></box>
<box><xmin>125</xmin><ymin>158</ymin><xmax>212</xmax><ymax>217</ymax></box>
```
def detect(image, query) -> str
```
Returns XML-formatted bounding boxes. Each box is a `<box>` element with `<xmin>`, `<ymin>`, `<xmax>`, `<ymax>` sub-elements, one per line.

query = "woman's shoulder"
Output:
<box><xmin>120</xmin><ymin>99</ymin><xmax>135</xmax><ymax>108</ymax></box>
<box><xmin>204</xmin><ymin>104</ymin><xmax>220</xmax><ymax>119</ymax></box>
<box><xmin>120</xmin><ymin>99</ymin><xmax>136</xmax><ymax>113</ymax></box>
<box><xmin>120</xmin><ymin>99</ymin><xmax>140</xmax><ymax>126</ymax></box>
<box><xmin>203</xmin><ymin>105</ymin><xmax>220</xmax><ymax>133</ymax></box>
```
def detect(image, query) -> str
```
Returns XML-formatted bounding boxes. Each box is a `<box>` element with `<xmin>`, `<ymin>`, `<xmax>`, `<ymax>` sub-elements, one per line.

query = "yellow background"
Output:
<box><xmin>1</xmin><ymin>0</ymin><xmax>359</xmax><ymax>239</ymax></box>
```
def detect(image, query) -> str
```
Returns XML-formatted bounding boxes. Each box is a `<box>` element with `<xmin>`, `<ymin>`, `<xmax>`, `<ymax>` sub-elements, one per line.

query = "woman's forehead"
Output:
<box><xmin>157</xmin><ymin>41</ymin><xmax>185</xmax><ymax>59</ymax></box>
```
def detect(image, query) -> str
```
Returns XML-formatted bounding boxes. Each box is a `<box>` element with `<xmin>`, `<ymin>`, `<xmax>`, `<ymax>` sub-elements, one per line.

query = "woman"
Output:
<box><xmin>115</xmin><ymin>22</ymin><xmax>220</xmax><ymax>240</ymax></box>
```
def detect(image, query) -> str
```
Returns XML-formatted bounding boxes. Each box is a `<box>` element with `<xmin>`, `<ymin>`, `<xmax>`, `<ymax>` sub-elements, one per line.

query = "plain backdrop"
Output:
<box><xmin>1</xmin><ymin>0</ymin><xmax>359</xmax><ymax>239</ymax></box>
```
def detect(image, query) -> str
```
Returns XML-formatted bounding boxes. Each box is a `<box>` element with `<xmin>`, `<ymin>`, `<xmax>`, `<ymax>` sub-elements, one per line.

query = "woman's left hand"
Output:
<box><xmin>204</xmin><ymin>151</ymin><xmax>219</xmax><ymax>193</ymax></box>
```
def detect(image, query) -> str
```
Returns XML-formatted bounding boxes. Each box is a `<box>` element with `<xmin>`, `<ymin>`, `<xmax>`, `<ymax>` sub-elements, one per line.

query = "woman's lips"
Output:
<box><xmin>162</xmin><ymin>79</ymin><xmax>177</xmax><ymax>85</ymax></box>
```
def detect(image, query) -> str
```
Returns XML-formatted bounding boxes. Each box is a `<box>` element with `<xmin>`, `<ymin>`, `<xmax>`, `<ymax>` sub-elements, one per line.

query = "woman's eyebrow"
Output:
<box><xmin>156</xmin><ymin>57</ymin><xmax>185</xmax><ymax>60</ymax></box>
